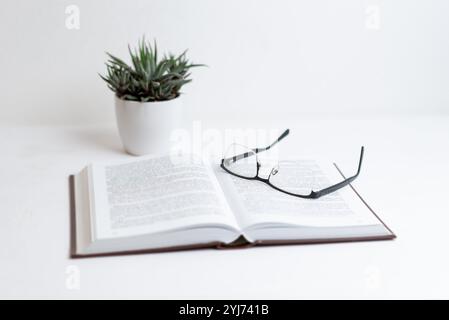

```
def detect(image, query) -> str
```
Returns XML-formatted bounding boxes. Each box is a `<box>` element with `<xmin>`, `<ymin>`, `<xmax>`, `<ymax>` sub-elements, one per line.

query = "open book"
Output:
<box><xmin>70</xmin><ymin>154</ymin><xmax>395</xmax><ymax>257</ymax></box>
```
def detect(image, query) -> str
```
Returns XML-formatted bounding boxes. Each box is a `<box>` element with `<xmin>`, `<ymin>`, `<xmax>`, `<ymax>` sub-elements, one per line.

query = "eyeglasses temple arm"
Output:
<box><xmin>253</xmin><ymin>129</ymin><xmax>290</xmax><ymax>153</ymax></box>
<box><xmin>310</xmin><ymin>146</ymin><xmax>364</xmax><ymax>198</ymax></box>
<box><xmin>221</xmin><ymin>129</ymin><xmax>290</xmax><ymax>164</ymax></box>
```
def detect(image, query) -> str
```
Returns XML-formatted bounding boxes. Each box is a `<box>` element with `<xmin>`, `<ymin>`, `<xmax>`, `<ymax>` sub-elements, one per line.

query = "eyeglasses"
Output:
<box><xmin>220</xmin><ymin>129</ymin><xmax>364</xmax><ymax>199</ymax></box>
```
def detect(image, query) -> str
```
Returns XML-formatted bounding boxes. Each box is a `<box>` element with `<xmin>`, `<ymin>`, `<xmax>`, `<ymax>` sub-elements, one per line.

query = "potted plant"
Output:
<box><xmin>100</xmin><ymin>38</ymin><xmax>203</xmax><ymax>155</ymax></box>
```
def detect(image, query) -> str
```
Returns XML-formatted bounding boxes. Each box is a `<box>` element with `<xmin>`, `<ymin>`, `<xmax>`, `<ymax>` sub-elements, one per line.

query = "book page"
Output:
<box><xmin>214</xmin><ymin>159</ymin><xmax>381</xmax><ymax>229</ymax></box>
<box><xmin>90</xmin><ymin>154</ymin><xmax>239</xmax><ymax>239</ymax></box>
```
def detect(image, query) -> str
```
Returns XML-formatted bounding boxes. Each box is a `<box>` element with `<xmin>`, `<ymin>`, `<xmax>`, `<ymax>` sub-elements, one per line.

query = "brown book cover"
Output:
<box><xmin>69</xmin><ymin>164</ymin><xmax>395</xmax><ymax>258</ymax></box>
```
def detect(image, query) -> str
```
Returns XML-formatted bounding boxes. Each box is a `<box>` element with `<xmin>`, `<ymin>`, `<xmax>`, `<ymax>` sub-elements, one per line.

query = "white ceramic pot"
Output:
<box><xmin>115</xmin><ymin>96</ymin><xmax>183</xmax><ymax>156</ymax></box>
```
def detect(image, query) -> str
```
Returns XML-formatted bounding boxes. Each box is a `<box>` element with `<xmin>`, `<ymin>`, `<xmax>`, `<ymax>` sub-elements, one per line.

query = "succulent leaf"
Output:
<box><xmin>100</xmin><ymin>38</ymin><xmax>203</xmax><ymax>101</ymax></box>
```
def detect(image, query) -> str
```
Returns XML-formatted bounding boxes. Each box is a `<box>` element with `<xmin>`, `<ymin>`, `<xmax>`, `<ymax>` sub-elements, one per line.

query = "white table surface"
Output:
<box><xmin>1</xmin><ymin>115</ymin><xmax>448</xmax><ymax>299</ymax></box>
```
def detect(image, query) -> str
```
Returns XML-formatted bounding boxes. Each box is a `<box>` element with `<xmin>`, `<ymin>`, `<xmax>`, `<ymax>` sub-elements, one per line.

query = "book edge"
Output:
<box><xmin>69</xmin><ymin>175</ymin><xmax>78</xmax><ymax>258</ymax></box>
<box><xmin>333</xmin><ymin>163</ymin><xmax>396</xmax><ymax>238</ymax></box>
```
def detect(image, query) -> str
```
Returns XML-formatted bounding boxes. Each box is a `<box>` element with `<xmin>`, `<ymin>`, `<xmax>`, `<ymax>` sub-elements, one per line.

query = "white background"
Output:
<box><xmin>0</xmin><ymin>0</ymin><xmax>449</xmax><ymax>125</ymax></box>
<box><xmin>1</xmin><ymin>0</ymin><xmax>449</xmax><ymax>299</ymax></box>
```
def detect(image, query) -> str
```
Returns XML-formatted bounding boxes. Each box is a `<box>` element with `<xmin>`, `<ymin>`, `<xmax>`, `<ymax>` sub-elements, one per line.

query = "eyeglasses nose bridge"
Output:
<box><xmin>256</xmin><ymin>161</ymin><xmax>261</xmax><ymax>175</ymax></box>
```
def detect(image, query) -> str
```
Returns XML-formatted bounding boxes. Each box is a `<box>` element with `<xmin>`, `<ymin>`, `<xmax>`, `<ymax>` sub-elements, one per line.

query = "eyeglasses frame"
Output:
<box><xmin>220</xmin><ymin>129</ymin><xmax>364</xmax><ymax>199</ymax></box>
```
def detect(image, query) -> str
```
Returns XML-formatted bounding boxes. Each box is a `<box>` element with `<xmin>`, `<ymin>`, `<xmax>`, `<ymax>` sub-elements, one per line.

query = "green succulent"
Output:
<box><xmin>100</xmin><ymin>38</ymin><xmax>204</xmax><ymax>102</ymax></box>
